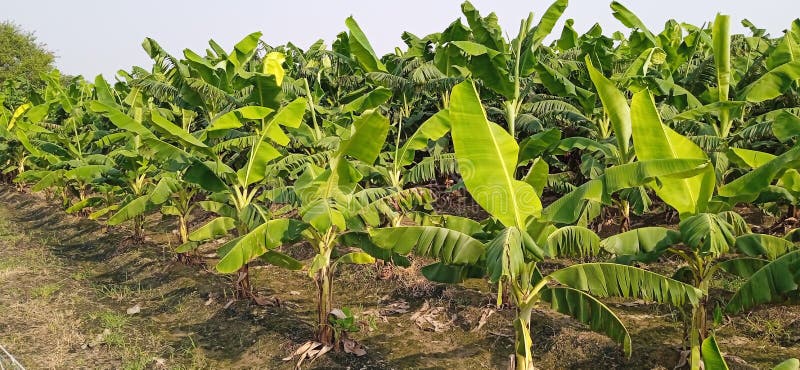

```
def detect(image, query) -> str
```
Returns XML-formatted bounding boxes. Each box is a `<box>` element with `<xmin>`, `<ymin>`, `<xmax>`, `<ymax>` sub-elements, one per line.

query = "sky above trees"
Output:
<box><xmin>4</xmin><ymin>0</ymin><xmax>800</xmax><ymax>78</ymax></box>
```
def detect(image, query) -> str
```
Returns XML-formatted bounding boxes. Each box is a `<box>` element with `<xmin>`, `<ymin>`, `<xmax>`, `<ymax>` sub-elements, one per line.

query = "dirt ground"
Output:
<box><xmin>0</xmin><ymin>187</ymin><xmax>798</xmax><ymax>369</ymax></box>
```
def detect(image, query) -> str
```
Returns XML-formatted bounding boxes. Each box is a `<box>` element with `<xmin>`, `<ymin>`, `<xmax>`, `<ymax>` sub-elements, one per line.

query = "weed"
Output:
<box><xmin>31</xmin><ymin>282</ymin><xmax>61</xmax><ymax>299</ymax></box>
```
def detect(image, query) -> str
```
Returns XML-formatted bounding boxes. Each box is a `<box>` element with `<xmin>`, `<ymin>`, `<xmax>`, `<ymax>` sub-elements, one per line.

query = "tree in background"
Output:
<box><xmin>0</xmin><ymin>21</ymin><xmax>55</xmax><ymax>105</ymax></box>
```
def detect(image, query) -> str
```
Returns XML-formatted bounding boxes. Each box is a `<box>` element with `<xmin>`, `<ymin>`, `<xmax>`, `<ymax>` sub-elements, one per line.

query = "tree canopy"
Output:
<box><xmin>0</xmin><ymin>21</ymin><xmax>55</xmax><ymax>85</ymax></box>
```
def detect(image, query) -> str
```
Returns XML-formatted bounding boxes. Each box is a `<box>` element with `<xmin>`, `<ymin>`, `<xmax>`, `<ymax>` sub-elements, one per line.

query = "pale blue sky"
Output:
<box><xmin>4</xmin><ymin>1</ymin><xmax>799</xmax><ymax>78</ymax></box>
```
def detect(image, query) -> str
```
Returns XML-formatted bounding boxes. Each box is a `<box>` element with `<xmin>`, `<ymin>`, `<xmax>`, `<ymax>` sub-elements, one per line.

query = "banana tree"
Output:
<box><xmin>177</xmin><ymin>95</ymin><xmax>307</xmax><ymax>299</ymax></box>
<box><xmin>369</xmin><ymin>80</ymin><xmax>707</xmax><ymax>369</ymax></box>
<box><xmin>435</xmin><ymin>0</ymin><xmax>569</xmax><ymax>138</ymax></box>
<box><xmin>215</xmin><ymin>109</ymin><xmax>433</xmax><ymax>347</ymax></box>
<box><xmin>614</xmin><ymin>87</ymin><xmax>800</xmax><ymax>368</ymax></box>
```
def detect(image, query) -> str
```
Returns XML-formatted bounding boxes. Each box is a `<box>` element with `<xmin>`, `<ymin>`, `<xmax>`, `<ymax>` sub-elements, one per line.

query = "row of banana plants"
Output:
<box><xmin>2</xmin><ymin>1</ymin><xmax>800</xmax><ymax>369</ymax></box>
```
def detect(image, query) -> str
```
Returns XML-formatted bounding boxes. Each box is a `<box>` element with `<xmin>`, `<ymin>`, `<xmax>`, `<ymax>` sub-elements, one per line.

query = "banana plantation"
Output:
<box><xmin>2</xmin><ymin>1</ymin><xmax>800</xmax><ymax>369</ymax></box>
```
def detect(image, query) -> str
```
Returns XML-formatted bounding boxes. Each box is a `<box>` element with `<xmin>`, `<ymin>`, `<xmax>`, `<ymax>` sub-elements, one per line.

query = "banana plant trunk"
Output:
<box><xmin>176</xmin><ymin>215</ymin><xmax>191</xmax><ymax>263</ymax></box>
<box><xmin>133</xmin><ymin>215</ymin><xmax>145</xmax><ymax>240</ymax></box>
<box><xmin>619</xmin><ymin>200</ymin><xmax>631</xmax><ymax>233</ymax></box>
<box><xmin>690</xmin><ymin>298</ymin><xmax>708</xmax><ymax>370</ymax></box>
<box><xmin>315</xmin><ymin>264</ymin><xmax>335</xmax><ymax>346</ymax></box>
<box><xmin>234</xmin><ymin>263</ymin><xmax>252</xmax><ymax>299</ymax></box>
<box><xmin>233</xmin><ymin>223</ymin><xmax>253</xmax><ymax>300</ymax></box>
<box><xmin>513</xmin><ymin>304</ymin><xmax>535</xmax><ymax>370</ymax></box>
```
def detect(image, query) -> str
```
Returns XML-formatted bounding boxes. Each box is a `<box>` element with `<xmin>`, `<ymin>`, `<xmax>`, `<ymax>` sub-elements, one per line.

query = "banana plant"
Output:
<box><xmin>215</xmin><ymin>109</ymin><xmax>433</xmax><ymax>348</ymax></box>
<box><xmin>612</xmin><ymin>87</ymin><xmax>800</xmax><ymax>368</ymax></box>
<box><xmin>0</xmin><ymin>99</ymin><xmax>50</xmax><ymax>187</ymax></box>
<box><xmin>436</xmin><ymin>0</ymin><xmax>569</xmax><ymax>138</ymax></box>
<box><xmin>369</xmin><ymin>80</ymin><xmax>707</xmax><ymax>369</ymax></box>
<box><xmin>178</xmin><ymin>95</ymin><xmax>307</xmax><ymax>299</ymax></box>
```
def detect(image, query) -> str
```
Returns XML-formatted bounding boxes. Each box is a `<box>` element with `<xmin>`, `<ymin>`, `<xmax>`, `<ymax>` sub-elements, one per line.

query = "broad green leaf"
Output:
<box><xmin>94</xmin><ymin>75</ymin><xmax>116</xmax><ymax>105</ymax></box>
<box><xmin>701</xmin><ymin>335</ymin><xmax>729</xmax><ymax>370</ymax></box>
<box><xmin>518</xmin><ymin>128</ymin><xmax>561</xmax><ymax>163</ymax></box>
<box><xmin>719</xmin><ymin>145</ymin><xmax>800</xmax><ymax>201</ymax></box>
<box><xmin>602</xmin><ymin>159</ymin><xmax>710</xmax><ymax>193</ymax></box>
<box><xmin>726</xmin><ymin>249</ymin><xmax>800</xmax><ymax>313</ymax></box>
<box><xmin>335</xmin><ymin>252</ymin><xmax>376</xmax><ymax>265</ymax></box>
<box><xmin>631</xmin><ymin>90</ymin><xmax>714</xmax><ymax>215</ymax></box>
<box><xmin>535</xmin><ymin>63</ymin><xmax>595</xmax><ymax>113</ymax></box>
<box><xmin>586</xmin><ymin>57</ymin><xmax>631</xmax><ymax>158</ymax></box>
<box><xmin>216</xmin><ymin>219</ymin><xmax>306</xmax><ymax>273</ymax></box>
<box><xmin>542</xmin><ymin>178</ymin><xmax>605</xmax><ymax>224</ymax></box>
<box><xmin>670</xmin><ymin>101</ymin><xmax>745</xmax><ymax>122</ymax></box>
<box><xmin>342</xmin><ymin>87</ymin><xmax>392</xmax><ymax>114</ymax></box>
<box><xmin>772</xmin><ymin>111</ymin><xmax>800</xmax><ymax>142</ymax></box>
<box><xmin>150</xmin><ymin>112</ymin><xmax>207</xmax><ymax>149</ymax></box>
<box><xmin>65</xmin><ymin>165</ymin><xmax>111</xmax><ymax>182</ymax></box>
<box><xmin>188</xmin><ymin>217</ymin><xmax>236</xmax><ymax>242</ymax></box>
<box><xmin>717</xmin><ymin>257</ymin><xmax>769</xmax><ymax>279</ymax></box>
<box><xmin>460</xmin><ymin>1</ymin><xmax>505</xmax><ymax>52</ymax></box>
<box><xmin>228</xmin><ymin>31</ymin><xmax>262</xmax><ymax>70</ymax></box>
<box><xmin>610</xmin><ymin>1</ymin><xmax>657</xmax><ymax>46</ymax></box>
<box><xmin>260</xmin><ymin>250</ymin><xmax>302</xmax><ymax>270</ymax></box>
<box><xmin>728</xmin><ymin>147</ymin><xmax>776</xmax><ymax>168</ymax></box>
<box><xmin>66</xmin><ymin>197</ymin><xmax>103</xmax><ymax>214</ymax></box>
<box><xmin>531</xmin><ymin>0</ymin><xmax>569</xmax><ymax>46</ymax></box>
<box><xmin>369</xmin><ymin>226</ymin><xmax>485</xmax><ymax>265</ymax></box>
<box><xmin>523</xmin><ymin>158</ymin><xmax>549</xmax><ymax>197</ymax></box>
<box><xmin>601</xmin><ymin>227</ymin><xmax>680</xmax><ymax>262</ymax></box>
<box><xmin>621</xmin><ymin>47</ymin><xmax>666</xmax><ymax>80</ymax></box>
<box><xmin>339</xmin><ymin>232</ymin><xmax>411</xmax><ymax>267</ymax></box>
<box><xmin>766</xmin><ymin>34</ymin><xmax>799</xmax><ymax>70</ymax></box>
<box><xmin>741</xmin><ymin>61</ymin><xmax>800</xmax><ymax>102</ymax></box>
<box><xmin>397</xmin><ymin>110</ymin><xmax>451</xmax><ymax>167</ymax></box>
<box><xmin>90</xmin><ymin>101</ymin><xmax>152</xmax><ymax>137</ymax></box>
<box><xmin>735</xmin><ymin>234</ymin><xmax>796</xmax><ymax>260</ymax></box>
<box><xmin>269</xmin><ymin>98</ymin><xmax>307</xmax><ymax>128</ymax></box>
<box><xmin>773</xmin><ymin>359</ymin><xmax>800</xmax><ymax>370</ymax></box>
<box><xmin>450</xmin><ymin>80</ymin><xmax>541</xmax><ymax>227</ymax></box>
<box><xmin>301</xmin><ymin>199</ymin><xmax>345</xmax><ymax>232</ymax></box>
<box><xmin>557</xmin><ymin>137</ymin><xmax>615</xmax><ymax>159</ymax></box>
<box><xmin>680</xmin><ymin>213</ymin><xmax>735</xmax><ymax>256</ymax></box>
<box><xmin>338</xmin><ymin>110</ymin><xmax>390</xmax><ymax>164</ymax></box>
<box><xmin>208</xmin><ymin>106</ymin><xmax>274</xmax><ymax>132</ymax></box>
<box><xmin>184</xmin><ymin>161</ymin><xmax>227</xmax><ymax>193</ymax></box>
<box><xmin>545</xmin><ymin>226</ymin><xmax>601</xmax><ymax>258</ymax></box>
<box><xmin>345</xmin><ymin>17</ymin><xmax>386</xmax><ymax>72</ymax></box>
<box><xmin>548</xmin><ymin>263</ymin><xmax>701</xmax><ymax>307</ymax></box>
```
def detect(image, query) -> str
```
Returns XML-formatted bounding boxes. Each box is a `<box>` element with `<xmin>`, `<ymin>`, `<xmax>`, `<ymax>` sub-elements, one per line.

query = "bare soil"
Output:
<box><xmin>0</xmin><ymin>187</ymin><xmax>798</xmax><ymax>369</ymax></box>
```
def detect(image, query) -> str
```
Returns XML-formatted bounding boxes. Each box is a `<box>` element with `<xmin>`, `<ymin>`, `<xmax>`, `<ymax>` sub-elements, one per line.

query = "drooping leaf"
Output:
<box><xmin>541</xmin><ymin>286</ymin><xmax>632</xmax><ymax>357</ymax></box>
<box><xmin>369</xmin><ymin>226</ymin><xmax>485</xmax><ymax>265</ymax></box>
<box><xmin>188</xmin><ymin>217</ymin><xmax>236</xmax><ymax>242</ymax></box>
<box><xmin>601</xmin><ymin>227</ymin><xmax>680</xmax><ymax>263</ymax></box>
<box><xmin>717</xmin><ymin>257</ymin><xmax>769</xmax><ymax>279</ymax></box>
<box><xmin>734</xmin><ymin>234</ymin><xmax>797</xmax><ymax>260</ymax></box>
<box><xmin>680</xmin><ymin>213</ymin><xmax>735</xmax><ymax>257</ymax></box>
<box><xmin>741</xmin><ymin>61</ymin><xmax>800</xmax><ymax>102</ymax></box>
<box><xmin>726</xmin><ymin>249</ymin><xmax>800</xmax><ymax>313</ymax></box>
<box><xmin>545</xmin><ymin>226</ymin><xmax>601</xmax><ymax>258</ymax></box>
<box><xmin>397</xmin><ymin>110</ymin><xmax>451</xmax><ymax>167</ymax></box>
<box><xmin>548</xmin><ymin>263</ymin><xmax>701</xmax><ymax>307</ymax></box>
<box><xmin>216</xmin><ymin>219</ymin><xmax>306</xmax><ymax>273</ymax></box>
